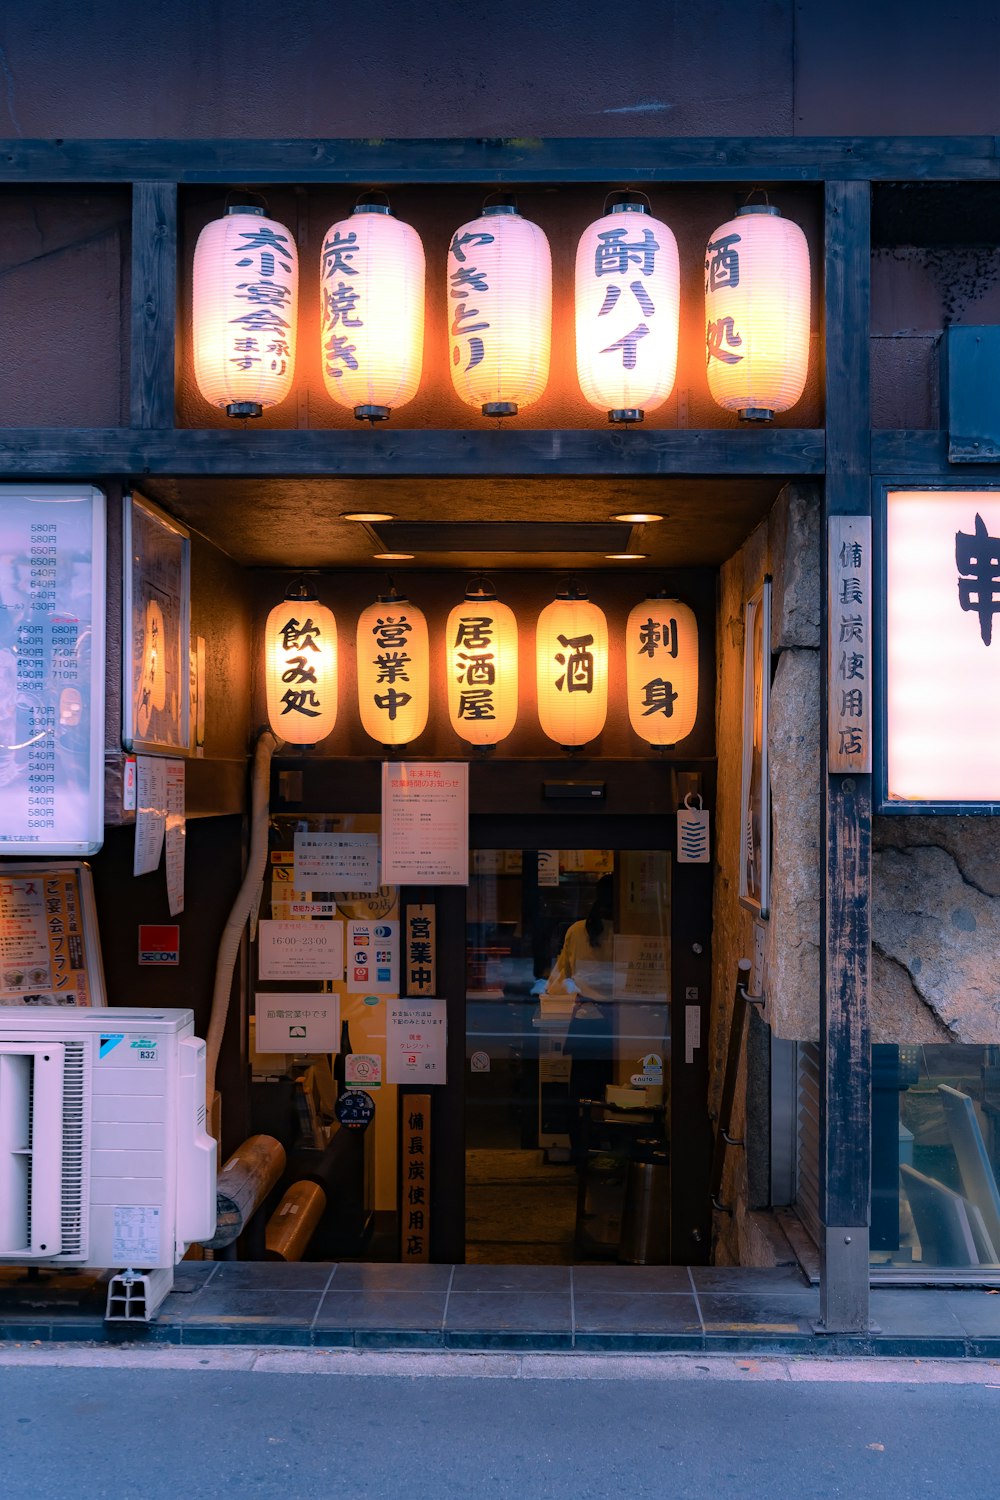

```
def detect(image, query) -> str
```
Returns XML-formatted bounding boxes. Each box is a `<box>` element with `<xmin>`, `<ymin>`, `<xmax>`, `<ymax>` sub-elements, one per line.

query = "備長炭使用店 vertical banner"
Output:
<box><xmin>828</xmin><ymin>516</ymin><xmax>872</xmax><ymax>774</ymax></box>
<box><xmin>381</xmin><ymin>762</ymin><xmax>469</xmax><ymax>885</ymax></box>
<box><xmin>400</xmin><ymin>1093</ymin><xmax>431</xmax><ymax>1262</ymax></box>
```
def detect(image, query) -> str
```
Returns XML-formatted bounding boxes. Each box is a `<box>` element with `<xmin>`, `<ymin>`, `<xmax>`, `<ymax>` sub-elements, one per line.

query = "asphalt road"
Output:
<box><xmin>1</xmin><ymin>1351</ymin><xmax>997</xmax><ymax>1499</ymax></box>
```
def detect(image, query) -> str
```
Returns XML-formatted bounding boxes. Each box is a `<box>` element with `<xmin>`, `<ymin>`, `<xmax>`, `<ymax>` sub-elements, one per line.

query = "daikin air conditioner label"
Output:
<box><xmin>112</xmin><ymin>1205</ymin><xmax>161</xmax><ymax>1263</ymax></box>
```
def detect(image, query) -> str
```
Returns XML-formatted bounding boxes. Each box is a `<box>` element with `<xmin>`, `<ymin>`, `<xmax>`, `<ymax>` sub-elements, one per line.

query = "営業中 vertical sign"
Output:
<box><xmin>405</xmin><ymin>903</ymin><xmax>436</xmax><ymax>996</ymax></box>
<box><xmin>828</xmin><ymin>516</ymin><xmax>872</xmax><ymax>773</ymax></box>
<box><xmin>401</xmin><ymin>1093</ymin><xmax>431</xmax><ymax>1262</ymax></box>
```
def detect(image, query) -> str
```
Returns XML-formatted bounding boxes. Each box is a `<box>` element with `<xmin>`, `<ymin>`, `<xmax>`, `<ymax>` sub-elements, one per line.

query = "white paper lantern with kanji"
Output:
<box><xmin>446</xmin><ymin>582</ymin><xmax>518</xmax><ymax>747</ymax></box>
<box><xmin>320</xmin><ymin>202</ymin><xmax>425</xmax><ymax>421</ymax></box>
<box><xmin>576</xmin><ymin>200</ymin><xmax>680</xmax><ymax>423</ymax></box>
<box><xmin>264</xmin><ymin>587</ymin><xmax>338</xmax><ymax>745</ymax></box>
<box><xmin>626</xmin><ymin>595</ymin><xmax>699</xmax><ymax>747</ymax></box>
<box><xmin>447</xmin><ymin>202</ymin><xmax>551</xmax><ymax>417</ymax></box>
<box><xmin>356</xmin><ymin>588</ymin><xmax>429</xmax><ymax>746</ymax></box>
<box><xmin>704</xmin><ymin>205</ymin><xmax>810</xmax><ymax>420</ymax></box>
<box><xmin>193</xmin><ymin>206</ymin><xmax>298</xmax><ymax>418</ymax></box>
<box><xmin>535</xmin><ymin>587</ymin><xmax>608</xmax><ymax>749</ymax></box>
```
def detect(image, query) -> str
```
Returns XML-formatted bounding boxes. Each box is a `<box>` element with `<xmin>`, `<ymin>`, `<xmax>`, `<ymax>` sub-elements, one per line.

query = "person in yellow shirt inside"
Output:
<box><xmin>546</xmin><ymin>873</ymin><xmax>615</xmax><ymax>1157</ymax></box>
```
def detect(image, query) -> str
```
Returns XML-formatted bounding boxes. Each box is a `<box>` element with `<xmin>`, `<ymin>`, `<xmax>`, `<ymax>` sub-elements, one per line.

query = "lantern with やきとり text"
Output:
<box><xmin>357</xmin><ymin>586</ymin><xmax>429</xmax><ymax>747</ymax></box>
<box><xmin>446</xmin><ymin>581</ymin><xmax>518</xmax><ymax>748</ymax></box>
<box><xmin>193</xmin><ymin>206</ymin><xmax>298</xmax><ymax>418</ymax></box>
<box><xmin>536</xmin><ymin>586</ymin><xmax>609</xmax><ymax>750</ymax></box>
<box><xmin>265</xmin><ymin>586</ymin><xmax>338</xmax><ymax>745</ymax></box>
<box><xmin>626</xmin><ymin>594</ymin><xmax>699</xmax><ymax>748</ymax></box>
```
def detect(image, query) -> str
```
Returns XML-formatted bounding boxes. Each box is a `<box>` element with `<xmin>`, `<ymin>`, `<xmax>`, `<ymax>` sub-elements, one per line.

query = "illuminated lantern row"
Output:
<box><xmin>264</xmin><ymin>584</ymin><xmax>338</xmax><ymax>745</ymax></box>
<box><xmin>356</xmin><ymin>586</ymin><xmax>430</xmax><ymax>747</ymax></box>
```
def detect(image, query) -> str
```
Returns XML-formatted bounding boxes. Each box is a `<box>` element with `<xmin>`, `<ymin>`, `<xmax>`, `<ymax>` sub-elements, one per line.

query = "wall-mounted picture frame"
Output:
<box><xmin>739</xmin><ymin>577</ymin><xmax>771</xmax><ymax>918</ymax></box>
<box><xmin>123</xmin><ymin>493</ymin><xmax>190</xmax><ymax>756</ymax></box>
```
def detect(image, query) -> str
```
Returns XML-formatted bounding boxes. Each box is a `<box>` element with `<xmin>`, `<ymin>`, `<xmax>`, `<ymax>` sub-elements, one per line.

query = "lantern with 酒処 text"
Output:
<box><xmin>356</xmin><ymin>586</ymin><xmax>429</xmax><ymax>747</ymax></box>
<box><xmin>536</xmin><ymin>585</ymin><xmax>608</xmax><ymax>750</ymax></box>
<box><xmin>626</xmin><ymin>593</ymin><xmax>698</xmax><ymax>748</ymax></box>
<box><xmin>446</xmin><ymin>580</ymin><xmax>518</xmax><ymax>748</ymax></box>
<box><xmin>265</xmin><ymin>584</ymin><xmax>338</xmax><ymax>745</ymax></box>
<box><xmin>193</xmin><ymin>206</ymin><xmax>298</xmax><ymax>418</ymax></box>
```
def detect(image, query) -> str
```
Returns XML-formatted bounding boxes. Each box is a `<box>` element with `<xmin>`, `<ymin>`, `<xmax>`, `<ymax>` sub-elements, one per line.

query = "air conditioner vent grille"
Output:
<box><xmin>57</xmin><ymin>1041</ymin><xmax>88</xmax><ymax>1259</ymax></box>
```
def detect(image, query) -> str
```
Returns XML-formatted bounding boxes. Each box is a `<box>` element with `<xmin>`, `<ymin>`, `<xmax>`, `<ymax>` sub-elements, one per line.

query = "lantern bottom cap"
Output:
<box><xmin>482</xmin><ymin>401</ymin><xmax>518</xmax><ymax>418</ymax></box>
<box><xmin>226</xmin><ymin>401</ymin><xmax>263</xmax><ymax>419</ymax></box>
<box><xmin>738</xmin><ymin>407</ymin><xmax>774</xmax><ymax>422</ymax></box>
<box><xmin>608</xmin><ymin>408</ymin><xmax>644</xmax><ymax>424</ymax></box>
<box><xmin>355</xmin><ymin>404</ymin><xmax>390</xmax><ymax>422</ymax></box>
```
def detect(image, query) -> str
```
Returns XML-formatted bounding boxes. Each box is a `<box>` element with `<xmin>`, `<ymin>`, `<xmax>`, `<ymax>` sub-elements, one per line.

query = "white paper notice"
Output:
<box><xmin>293</xmin><ymin>831</ymin><xmax>379</xmax><ymax>892</ymax></box>
<box><xmin>386</xmin><ymin>996</ymin><xmax>447</xmax><ymax>1084</ymax></box>
<box><xmin>381</xmin><ymin>763</ymin><xmax>469</xmax><ymax>886</ymax></box>
<box><xmin>255</xmin><ymin>991</ymin><xmax>340</xmax><ymax>1053</ymax></box>
<box><xmin>537</xmin><ymin>850</ymin><xmax>560</xmax><ymax>887</ymax></box>
<box><xmin>165</xmin><ymin>760</ymin><xmax>186</xmax><ymax>916</ymax></box>
<box><xmin>133</xmin><ymin>756</ymin><xmax>167</xmax><ymax>876</ymax></box>
<box><xmin>257</xmin><ymin>919</ymin><xmax>345</xmax><ymax>981</ymax></box>
<box><xmin>347</xmin><ymin>917</ymin><xmax>398</xmax><ymax>994</ymax></box>
<box><xmin>112</xmin><ymin>1205</ymin><xmax>161</xmax><ymax>1264</ymax></box>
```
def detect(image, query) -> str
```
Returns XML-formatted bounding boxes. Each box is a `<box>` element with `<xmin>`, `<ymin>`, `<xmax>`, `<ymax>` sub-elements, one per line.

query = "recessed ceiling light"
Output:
<box><xmin>611</xmin><ymin>512</ymin><xmax>664</xmax><ymax>523</ymax></box>
<box><xmin>605</xmin><ymin>552</ymin><xmax>648</xmax><ymax>560</ymax></box>
<box><xmin>373</xmin><ymin>552</ymin><xmax>414</xmax><ymax>561</ymax></box>
<box><xmin>341</xmin><ymin>510</ymin><xmax>396</xmax><ymax>522</ymax></box>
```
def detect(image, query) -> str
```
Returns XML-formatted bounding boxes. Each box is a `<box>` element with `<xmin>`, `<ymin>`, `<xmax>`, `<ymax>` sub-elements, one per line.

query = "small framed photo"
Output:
<box><xmin>739</xmin><ymin>578</ymin><xmax>771</xmax><ymax>918</ymax></box>
<box><xmin>123</xmin><ymin>493</ymin><xmax>190</xmax><ymax>755</ymax></box>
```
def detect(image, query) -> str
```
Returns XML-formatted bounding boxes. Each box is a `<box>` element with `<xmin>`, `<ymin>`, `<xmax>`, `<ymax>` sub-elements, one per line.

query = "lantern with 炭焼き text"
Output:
<box><xmin>193</xmin><ymin>206</ymin><xmax>298</xmax><ymax>418</ymax></box>
<box><xmin>446</xmin><ymin>581</ymin><xmax>518</xmax><ymax>748</ymax></box>
<box><xmin>264</xmin><ymin>585</ymin><xmax>338</xmax><ymax>745</ymax></box>
<box><xmin>575</xmin><ymin>197</ymin><xmax>680</xmax><ymax>424</ymax></box>
<box><xmin>536</xmin><ymin>585</ymin><xmax>608</xmax><ymax>750</ymax></box>
<box><xmin>448</xmin><ymin>200</ymin><xmax>551</xmax><ymax>418</ymax></box>
<box><xmin>626</xmin><ymin>594</ymin><xmax>699</xmax><ymax>748</ymax></box>
<box><xmin>704</xmin><ymin>204</ymin><xmax>810</xmax><ymax>421</ymax></box>
<box><xmin>320</xmin><ymin>200</ymin><xmax>425</xmax><ymax>421</ymax></box>
<box><xmin>356</xmin><ymin>586</ymin><xmax>429</xmax><ymax>747</ymax></box>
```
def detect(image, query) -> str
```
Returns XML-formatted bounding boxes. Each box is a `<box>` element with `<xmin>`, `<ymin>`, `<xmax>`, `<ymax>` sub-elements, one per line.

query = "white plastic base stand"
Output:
<box><xmin>105</xmin><ymin>1266</ymin><xmax>174</xmax><ymax>1322</ymax></box>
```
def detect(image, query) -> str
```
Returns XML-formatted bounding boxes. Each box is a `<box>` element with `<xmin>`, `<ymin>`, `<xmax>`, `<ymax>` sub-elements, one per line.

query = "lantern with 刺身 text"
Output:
<box><xmin>192</xmin><ymin>205</ymin><xmax>298</xmax><ymax>418</ymax></box>
<box><xmin>446</xmin><ymin>579</ymin><xmax>518</xmax><ymax>748</ymax></box>
<box><xmin>447</xmin><ymin>199</ymin><xmax>551</xmax><ymax>418</ymax></box>
<box><xmin>575</xmin><ymin>196</ymin><xmax>680</xmax><ymax>424</ymax></box>
<box><xmin>264</xmin><ymin>583</ymin><xmax>338</xmax><ymax>745</ymax></box>
<box><xmin>625</xmin><ymin>593</ymin><xmax>699</xmax><ymax>748</ymax></box>
<box><xmin>320</xmin><ymin>199</ymin><xmax>425</xmax><ymax>422</ymax></box>
<box><xmin>535</xmin><ymin>584</ymin><xmax>609</xmax><ymax>750</ymax></box>
<box><xmin>356</xmin><ymin>585</ymin><xmax>429</xmax><ymax>747</ymax></box>
<box><xmin>704</xmin><ymin>203</ymin><xmax>810</xmax><ymax>421</ymax></box>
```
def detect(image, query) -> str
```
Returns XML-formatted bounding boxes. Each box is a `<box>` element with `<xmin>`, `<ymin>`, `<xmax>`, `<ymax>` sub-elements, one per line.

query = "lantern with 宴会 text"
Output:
<box><xmin>356</xmin><ymin>586</ymin><xmax>429</xmax><ymax>746</ymax></box>
<box><xmin>264</xmin><ymin>585</ymin><xmax>338</xmax><ymax>745</ymax></box>
<box><xmin>193</xmin><ymin>206</ymin><xmax>298</xmax><ymax>418</ymax></box>
<box><xmin>625</xmin><ymin>594</ymin><xmax>699</xmax><ymax>747</ymax></box>
<box><xmin>446</xmin><ymin>581</ymin><xmax>518</xmax><ymax>748</ymax></box>
<box><xmin>535</xmin><ymin>585</ymin><xmax>608</xmax><ymax>749</ymax></box>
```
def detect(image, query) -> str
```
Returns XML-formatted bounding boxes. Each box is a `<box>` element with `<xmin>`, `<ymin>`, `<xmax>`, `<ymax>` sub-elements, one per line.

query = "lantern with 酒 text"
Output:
<box><xmin>356</xmin><ymin>587</ymin><xmax>429</xmax><ymax>747</ymax></box>
<box><xmin>626</xmin><ymin>594</ymin><xmax>699</xmax><ymax>748</ymax></box>
<box><xmin>446</xmin><ymin>581</ymin><xmax>518</xmax><ymax>748</ymax></box>
<box><xmin>265</xmin><ymin>586</ymin><xmax>338</xmax><ymax>745</ymax></box>
<box><xmin>704</xmin><ymin>204</ymin><xmax>810</xmax><ymax>421</ymax></box>
<box><xmin>193</xmin><ymin>206</ymin><xmax>298</xmax><ymax>418</ymax></box>
<box><xmin>536</xmin><ymin>586</ymin><xmax>608</xmax><ymax>749</ymax></box>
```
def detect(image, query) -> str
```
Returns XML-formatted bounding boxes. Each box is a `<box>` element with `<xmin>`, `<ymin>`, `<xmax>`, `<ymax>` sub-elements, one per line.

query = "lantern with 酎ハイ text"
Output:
<box><xmin>193</xmin><ymin>205</ymin><xmax>298</xmax><ymax>418</ymax></box>
<box><xmin>264</xmin><ymin>584</ymin><xmax>338</xmax><ymax>745</ymax></box>
<box><xmin>536</xmin><ymin>585</ymin><xmax>608</xmax><ymax>749</ymax></box>
<box><xmin>446</xmin><ymin>580</ymin><xmax>518</xmax><ymax>748</ymax></box>
<box><xmin>357</xmin><ymin>586</ymin><xmax>429</xmax><ymax>747</ymax></box>
<box><xmin>626</xmin><ymin>594</ymin><xmax>698</xmax><ymax>748</ymax></box>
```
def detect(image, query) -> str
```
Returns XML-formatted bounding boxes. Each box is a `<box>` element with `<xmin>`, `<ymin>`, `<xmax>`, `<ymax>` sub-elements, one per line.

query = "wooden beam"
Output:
<box><xmin>130</xmin><ymin>183</ymin><xmax>177</xmax><ymax>430</ymax></box>
<box><xmin>871</xmin><ymin>429</ymin><xmax>1000</xmax><ymax>476</ymax></box>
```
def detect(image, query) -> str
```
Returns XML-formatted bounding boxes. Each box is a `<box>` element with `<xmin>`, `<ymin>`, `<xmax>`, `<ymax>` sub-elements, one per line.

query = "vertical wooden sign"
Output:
<box><xmin>401</xmin><ymin>1093</ymin><xmax>431</xmax><ymax>1262</ymax></box>
<box><xmin>405</xmin><ymin>903</ymin><xmax>436</xmax><ymax>996</ymax></box>
<box><xmin>828</xmin><ymin>516</ymin><xmax>872</xmax><ymax>773</ymax></box>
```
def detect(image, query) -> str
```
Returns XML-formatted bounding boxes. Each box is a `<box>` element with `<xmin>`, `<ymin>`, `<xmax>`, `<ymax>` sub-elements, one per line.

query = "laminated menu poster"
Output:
<box><xmin>0</xmin><ymin>868</ymin><xmax>98</xmax><ymax>1005</ymax></box>
<box><xmin>381</xmin><ymin>762</ymin><xmax>469</xmax><ymax>886</ymax></box>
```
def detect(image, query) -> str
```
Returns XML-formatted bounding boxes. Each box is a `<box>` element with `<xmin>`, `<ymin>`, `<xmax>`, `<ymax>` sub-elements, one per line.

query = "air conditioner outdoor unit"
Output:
<box><xmin>0</xmin><ymin>1007</ymin><xmax>216</xmax><ymax>1321</ymax></box>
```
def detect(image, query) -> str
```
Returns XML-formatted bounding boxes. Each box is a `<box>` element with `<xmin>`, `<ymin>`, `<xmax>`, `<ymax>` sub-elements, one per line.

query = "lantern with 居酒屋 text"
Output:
<box><xmin>575</xmin><ymin>198</ymin><xmax>680</xmax><ymax>423</ymax></box>
<box><xmin>320</xmin><ymin>200</ymin><xmax>425</xmax><ymax>421</ymax></box>
<box><xmin>356</xmin><ymin>586</ymin><xmax>429</xmax><ymax>747</ymax></box>
<box><xmin>264</xmin><ymin>585</ymin><xmax>338</xmax><ymax>745</ymax></box>
<box><xmin>446</xmin><ymin>581</ymin><xmax>518</xmax><ymax>748</ymax></box>
<box><xmin>535</xmin><ymin>585</ymin><xmax>608</xmax><ymax>749</ymax></box>
<box><xmin>448</xmin><ymin>200</ymin><xmax>551</xmax><ymax>418</ymax></box>
<box><xmin>625</xmin><ymin>594</ymin><xmax>698</xmax><ymax>747</ymax></box>
<box><xmin>704</xmin><ymin>204</ymin><xmax>810</xmax><ymax>421</ymax></box>
<box><xmin>193</xmin><ymin>206</ymin><xmax>298</xmax><ymax>418</ymax></box>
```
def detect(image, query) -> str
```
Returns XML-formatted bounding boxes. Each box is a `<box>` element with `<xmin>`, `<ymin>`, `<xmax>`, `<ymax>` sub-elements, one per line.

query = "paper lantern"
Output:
<box><xmin>320</xmin><ymin>201</ymin><xmax>425</xmax><ymax>421</ymax></box>
<box><xmin>626</xmin><ymin>594</ymin><xmax>698</xmax><ymax>747</ymax></box>
<box><xmin>446</xmin><ymin>581</ymin><xmax>518</xmax><ymax>747</ymax></box>
<box><xmin>192</xmin><ymin>206</ymin><xmax>298</xmax><ymax>418</ymax></box>
<box><xmin>576</xmin><ymin>199</ymin><xmax>680</xmax><ymax>423</ymax></box>
<box><xmin>704</xmin><ymin>205</ymin><xmax>810</xmax><ymax>420</ymax></box>
<box><xmin>536</xmin><ymin>586</ymin><xmax>608</xmax><ymax>749</ymax></box>
<box><xmin>356</xmin><ymin>587</ymin><xmax>429</xmax><ymax>746</ymax></box>
<box><xmin>447</xmin><ymin>201</ymin><xmax>551</xmax><ymax>417</ymax></box>
<box><xmin>264</xmin><ymin>586</ymin><xmax>337</xmax><ymax>744</ymax></box>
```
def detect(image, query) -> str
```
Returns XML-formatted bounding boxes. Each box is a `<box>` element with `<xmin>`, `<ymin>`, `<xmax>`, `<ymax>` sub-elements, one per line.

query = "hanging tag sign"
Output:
<box><xmin>677</xmin><ymin>793</ymin><xmax>710</xmax><ymax>864</ymax></box>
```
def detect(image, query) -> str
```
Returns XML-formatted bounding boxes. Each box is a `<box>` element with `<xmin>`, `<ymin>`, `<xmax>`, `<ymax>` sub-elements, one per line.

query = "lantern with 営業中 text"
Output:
<box><xmin>448</xmin><ymin>200</ymin><xmax>551</xmax><ymax>418</ymax></box>
<box><xmin>357</xmin><ymin>586</ymin><xmax>429</xmax><ymax>747</ymax></box>
<box><xmin>264</xmin><ymin>584</ymin><xmax>338</xmax><ymax>745</ymax></box>
<box><xmin>192</xmin><ymin>206</ymin><xmax>298</xmax><ymax>418</ymax></box>
<box><xmin>626</xmin><ymin>594</ymin><xmax>699</xmax><ymax>748</ymax></box>
<box><xmin>704</xmin><ymin>204</ymin><xmax>810</xmax><ymax>421</ymax></box>
<box><xmin>575</xmin><ymin>196</ymin><xmax>680</xmax><ymax>423</ymax></box>
<box><xmin>446</xmin><ymin>580</ymin><xmax>518</xmax><ymax>748</ymax></box>
<box><xmin>535</xmin><ymin>585</ymin><xmax>608</xmax><ymax>750</ymax></box>
<box><xmin>320</xmin><ymin>199</ymin><xmax>425</xmax><ymax>421</ymax></box>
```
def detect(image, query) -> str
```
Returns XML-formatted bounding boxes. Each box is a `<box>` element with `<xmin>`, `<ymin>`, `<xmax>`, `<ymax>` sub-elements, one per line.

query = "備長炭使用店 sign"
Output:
<box><xmin>381</xmin><ymin>762</ymin><xmax>469</xmax><ymax>885</ymax></box>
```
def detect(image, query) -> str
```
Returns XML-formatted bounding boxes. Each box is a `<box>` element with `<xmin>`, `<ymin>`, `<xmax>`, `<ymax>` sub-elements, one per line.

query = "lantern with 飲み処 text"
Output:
<box><xmin>446</xmin><ymin>580</ymin><xmax>518</xmax><ymax>748</ymax></box>
<box><xmin>625</xmin><ymin>594</ymin><xmax>699</xmax><ymax>748</ymax></box>
<box><xmin>535</xmin><ymin>585</ymin><xmax>608</xmax><ymax>750</ymax></box>
<box><xmin>264</xmin><ymin>584</ymin><xmax>338</xmax><ymax>745</ymax></box>
<box><xmin>356</xmin><ymin>586</ymin><xmax>429</xmax><ymax>747</ymax></box>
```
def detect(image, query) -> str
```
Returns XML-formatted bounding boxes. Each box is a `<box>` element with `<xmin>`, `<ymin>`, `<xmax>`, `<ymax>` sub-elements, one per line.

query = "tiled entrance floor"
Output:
<box><xmin>4</xmin><ymin>1262</ymin><xmax>1000</xmax><ymax>1355</ymax></box>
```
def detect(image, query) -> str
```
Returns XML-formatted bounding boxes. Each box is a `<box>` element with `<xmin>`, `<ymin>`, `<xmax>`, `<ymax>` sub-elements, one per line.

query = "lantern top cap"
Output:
<box><xmin>608</xmin><ymin>194</ymin><xmax>647</xmax><ymax>216</ymax></box>
<box><xmin>282</xmin><ymin>577</ymin><xmax>319</xmax><ymax>603</ymax></box>
<box><xmin>644</xmin><ymin>586</ymin><xmax>678</xmax><ymax>601</ymax></box>
<box><xmin>555</xmin><ymin>581</ymin><xmax>590</xmax><ymax>602</ymax></box>
<box><xmin>226</xmin><ymin>204</ymin><xmax>266</xmax><ymax>217</ymax></box>
<box><xmin>374</xmin><ymin>578</ymin><xmax>409</xmax><ymax>605</ymax></box>
<box><xmin>482</xmin><ymin>196</ymin><xmax>519</xmax><ymax>216</ymax></box>
<box><xmin>463</xmin><ymin>576</ymin><xmax>498</xmax><ymax>603</ymax></box>
<box><xmin>353</xmin><ymin>202</ymin><xmax>392</xmax><ymax>216</ymax></box>
<box><xmin>736</xmin><ymin>204</ymin><xmax>781</xmax><ymax>217</ymax></box>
